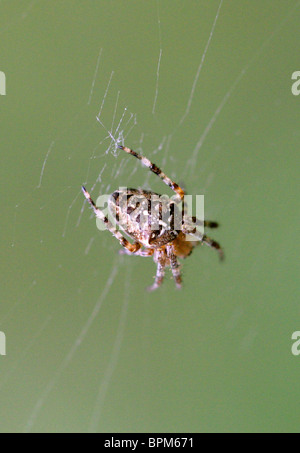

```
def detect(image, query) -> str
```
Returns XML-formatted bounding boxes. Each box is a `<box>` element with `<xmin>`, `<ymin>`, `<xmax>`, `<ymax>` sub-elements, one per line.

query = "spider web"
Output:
<box><xmin>2</xmin><ymin>0</ymin><xmax>300</xmax><ymax>433</ymax></box>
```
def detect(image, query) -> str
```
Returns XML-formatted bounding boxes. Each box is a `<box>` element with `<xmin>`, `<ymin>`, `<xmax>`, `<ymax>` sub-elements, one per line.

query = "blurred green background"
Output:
<box><xmin>1</xmin><ymin>0</ymin><xmax>300</xmax><ymax>433</ymax></box>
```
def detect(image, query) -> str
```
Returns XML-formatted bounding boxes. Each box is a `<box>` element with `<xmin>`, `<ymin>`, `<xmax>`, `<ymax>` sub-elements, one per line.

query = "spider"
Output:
<box><xmin>82</xmin><ymin>145</ymin><xmax>223</xmax><ymax>291</ymax></box>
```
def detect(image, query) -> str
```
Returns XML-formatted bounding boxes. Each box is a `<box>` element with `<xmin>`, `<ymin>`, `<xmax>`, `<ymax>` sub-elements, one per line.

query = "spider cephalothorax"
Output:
<box><xmin>82</xmin><ymin>145</ymin><xmax>223</xmax><ymax>291</ymax></box>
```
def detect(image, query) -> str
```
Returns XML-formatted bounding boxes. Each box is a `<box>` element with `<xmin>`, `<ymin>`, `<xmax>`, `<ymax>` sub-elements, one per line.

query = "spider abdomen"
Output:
<box><xmin>109</xmin><ymin>188</ymin><xmax>180</xmax><ymax>248</ymax></box>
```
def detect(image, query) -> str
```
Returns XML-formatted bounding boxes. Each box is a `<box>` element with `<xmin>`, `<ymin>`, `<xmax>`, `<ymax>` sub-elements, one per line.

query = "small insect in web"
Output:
<box><xmin>82</xmin><ymin>145</ymin><xmax>223</xmax><ymax>291</ymax></box>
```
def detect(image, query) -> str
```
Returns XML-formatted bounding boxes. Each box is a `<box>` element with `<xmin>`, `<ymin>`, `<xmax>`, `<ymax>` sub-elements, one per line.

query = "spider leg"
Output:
<box><xmin>190</xmin><ymin>217</ymin><xmax>219</xmax><ymax>228</ymax></box>
<box><xmin>182</xmin><ymin>204</ymin><xmax>219</xmax><ymax>228</ymax></box>
<box><xmin>167</xmin><ymin>245</ymin><xmax>182</xmax><ymax>289</ymax></box>
<box><xmin>82</xmin><ymin>186</ymin><xmax>141</xmax><ymax>253</ymax></box>
<box><xmin>184</xmin><ymin>228</ymin><xmax>224</xmax><ymax>261</ymax></box>
<box><xmin>147</xmin><ymin>252</ymin><xmax>166</xmax><ymax>291</ymax></box>
<box><xmin>202</xmin><ymin>234</ymin><xmax>224</xmax><ymax>260</ymax></box>
<box><xmin>119</xmin><ymin>248</ymin><xmax>154</xmax><ymax>257</ymax></box>
<box><xmin>119</xmin><ymin>145</ymin><xmax>185</xmax><ymax>200</ymax></box>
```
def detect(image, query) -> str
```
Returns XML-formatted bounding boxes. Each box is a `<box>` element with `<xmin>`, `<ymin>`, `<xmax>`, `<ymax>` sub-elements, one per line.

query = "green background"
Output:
<box><xmin>1</xmin><ymin>0</ymin><xmax>300</xmax><ymax>433</ymax></box>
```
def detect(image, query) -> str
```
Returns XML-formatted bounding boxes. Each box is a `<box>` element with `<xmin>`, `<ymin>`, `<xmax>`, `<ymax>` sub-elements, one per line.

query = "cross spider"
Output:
<box><xmin>82</xmin><ymin>145</ymin><xmax>223</xmax><ymax>291</ymax></box>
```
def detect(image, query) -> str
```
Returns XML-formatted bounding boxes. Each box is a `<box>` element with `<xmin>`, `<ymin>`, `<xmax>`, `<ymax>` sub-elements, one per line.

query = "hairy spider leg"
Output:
<box><xmin>182</xmin><ymin>200</ymin><xmax>219</xmax><ymax>228</ymax></box>
<box><xmin>119</xmin><ymin>248</ymin><xmax>154</xmax><ymax>257</ymax></box>
<box><xmin>167</xmin><ymin>245</ymin><xmax>182</xmax><ymax>289</ymax></box>
<box><xmin>82</xmin><ymin>186</ymin><xmax>141</xmax><ymax>253</ymax></box>
<box><xmin>147</xmin><ymin>253</ymin><xmax>166</xmax><ymax>291</ymax></box>
<box><xmin>184</xmin><ymin>226</ymin><xmax>224</xmax><ymax>261</ymax></box>
<box><xmin>190</xmin><ymin>217</ymin><xmax>219</xmax><ymax>228</ymax></box>
<box><xmin>118</xmin><ymin>145</ymin><xmax>185</xmax><ymax>200</ymax></box>
<box><xmin>202</xmin><ymin>234</ymin><xmax>224</xmax><ymax>260</ymax></box>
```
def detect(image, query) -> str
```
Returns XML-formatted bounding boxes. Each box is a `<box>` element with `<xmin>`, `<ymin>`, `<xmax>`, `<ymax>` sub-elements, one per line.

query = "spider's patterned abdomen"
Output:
<box><xmin>108</xmin><ymin>188</ymin><xmax>180</xmax><ymax>248</ymax></box>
